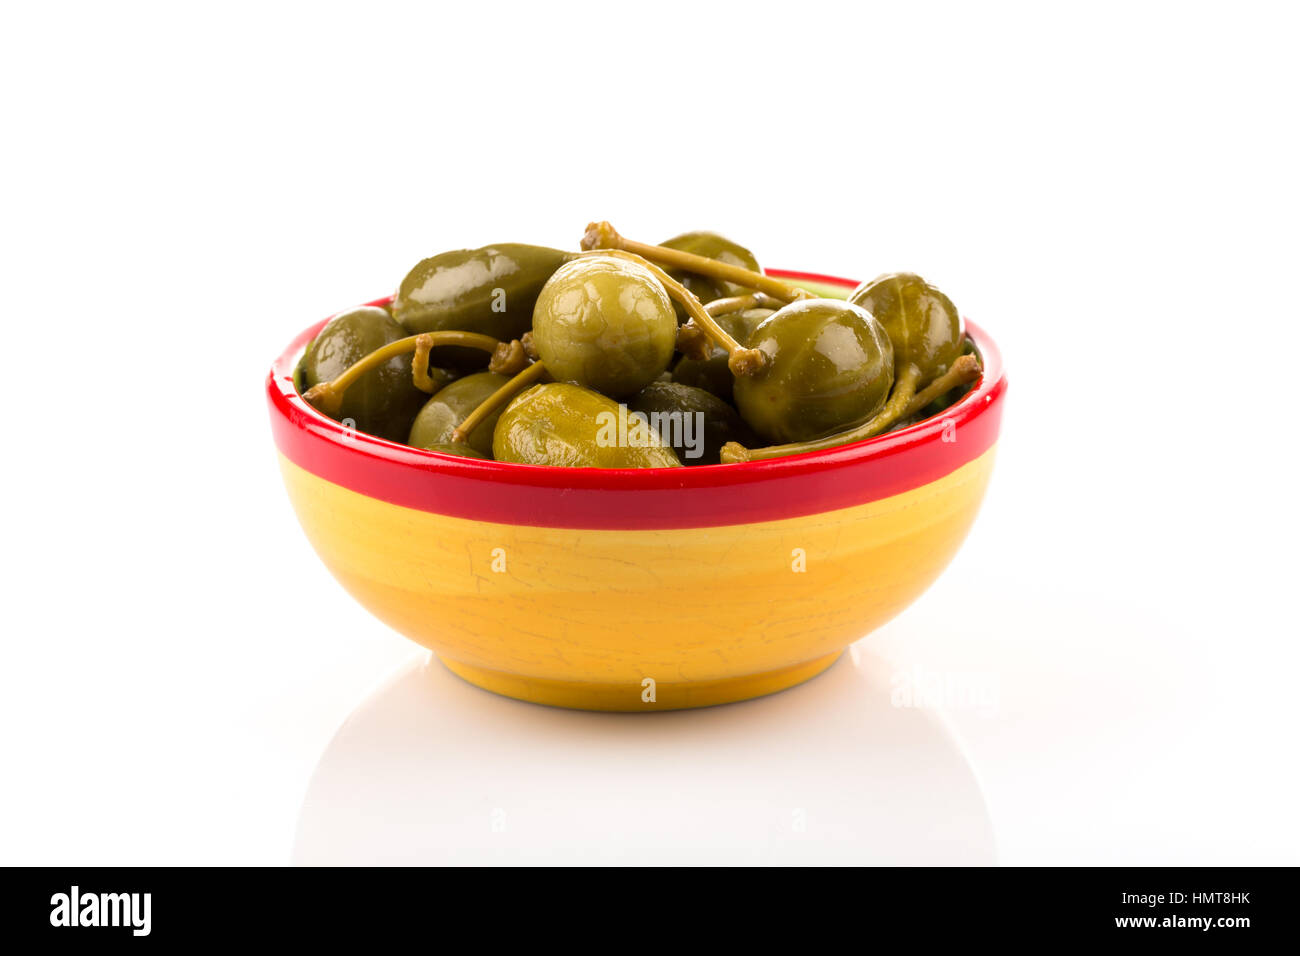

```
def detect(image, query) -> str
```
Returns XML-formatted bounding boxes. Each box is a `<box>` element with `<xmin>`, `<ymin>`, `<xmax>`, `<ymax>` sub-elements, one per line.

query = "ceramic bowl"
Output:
<box><xmin>267</xmin><ymin>270</ymin><xmax>1007</xmax><ymax>711</ymax></box>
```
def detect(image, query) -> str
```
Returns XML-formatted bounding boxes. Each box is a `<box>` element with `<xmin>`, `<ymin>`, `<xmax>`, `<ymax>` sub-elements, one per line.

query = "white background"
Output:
<box><xmin>2</xmin><ymin>1</ymin><xmax>1296</xmax><ymax>864</ymax></box>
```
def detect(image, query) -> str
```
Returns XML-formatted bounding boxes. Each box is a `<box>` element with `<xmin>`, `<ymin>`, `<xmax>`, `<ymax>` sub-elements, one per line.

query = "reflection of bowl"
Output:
<box><xmin>267</xmin><ymin>269</ymin><xmax>1007</xmax><ymax>712</ymax></box>
<box><xmin>293</xmin><ymin>651</ymin><xmax>996</xmax><ymax>864</ymax></box>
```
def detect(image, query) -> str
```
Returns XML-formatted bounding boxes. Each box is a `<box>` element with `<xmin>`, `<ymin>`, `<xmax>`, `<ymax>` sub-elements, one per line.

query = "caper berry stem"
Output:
<box><xmin>582</xmin><ymin>221</ymin><xmax>814</xmax><ymax>304</ymax></box>
<box><xmin>450</xmin><ymin>360</ymin><xmax>549</xmax><ymax>445</ymax></box>
<box><xmin>720</xmin><ymin>355</ymin><xmax>983</xmax><ymax>463</ymax></box>
<box><xmin>302</xmin><ymin>330</ymin><xmax>503</xmax><ymax>417</ymax></box>
<box><xmin>520</xmin><ymin>330</ymin><xmax>540</xmax><ymax>361</ymax></box>
<box><xmin>411</xmin><ymin>335</ymin><xmax>440</xmax><ymax>393</ymax></box>
<box><xmin>704</xmin><ymin>292</ymin><xmax>782</xmax><ymax>318</ymax></box>
<box><xmin>674</xmin><ymin>323</ymin><xmax>712</xmax><ymax>360</ymax></box>
<box><xmin>680</xmin><ymin>293</ymin><xmax>780</xmax><ymax>360</ymax></box>
<box><xmin>488</xmin><ymin>339</ymin><xmax>531</xmax><ymax>376</ymax></box>
<box><xmin>864</xmin><ymin>361</ymin><xmax>923</xmax><ymax>432</ymax></box>
<box><xmin>577</xmin><ymin>248</ymin><xmax>768</xmax><ymax>376</ymax></box>
<box><xmin>901</xmin><ymin>354</ymin><xmax>983</xmax><ymax>416</ymax></box>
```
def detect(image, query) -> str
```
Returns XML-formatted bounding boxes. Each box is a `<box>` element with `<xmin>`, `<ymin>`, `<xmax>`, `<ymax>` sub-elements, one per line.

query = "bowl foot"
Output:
<box><xmin>437</xmin><ymin>652</ymin><xmax>844</xmax><ymax>712</ymax></box>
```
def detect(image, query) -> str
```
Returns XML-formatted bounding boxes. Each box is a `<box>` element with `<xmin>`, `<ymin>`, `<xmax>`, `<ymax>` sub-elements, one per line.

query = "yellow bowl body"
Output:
<box><xmin>277</xmin><ymin>449</ymin><xmax>996</xmax><ymax>710</ymax></box>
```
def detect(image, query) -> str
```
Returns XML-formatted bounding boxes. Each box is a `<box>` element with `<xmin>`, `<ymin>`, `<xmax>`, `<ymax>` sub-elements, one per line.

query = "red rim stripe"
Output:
<box><xmin>266</xmin><ymin>269</ymin><xmax>1007</xmax><ymax>529</ymax></box>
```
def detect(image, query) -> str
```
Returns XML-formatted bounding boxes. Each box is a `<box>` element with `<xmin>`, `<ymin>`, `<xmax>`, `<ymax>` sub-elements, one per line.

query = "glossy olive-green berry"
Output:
<box><xmin>629</xmin><ymin>381</ymin><xmax>757</xmax><ymax>465</ymax></box>
<box><xmin>299</xmin><ymin>306</ymin><xmax>428</xmax><ymax>442</ymax></box>
<box><xmin>419</xmin><ymin>442</ymin><xmax>489</xmax><ymax>460</ymax></box>
<box><xmin>393</xmin><ymin>244</ymin><xmax>570</xmax><ymax>364</ymax></box>
<box><xmin>493</xmin><ymin>383</ymin><xmax>681</xmax><ymax>468</ymax></box>
<box><xmin>661</xmin><ymin>230</ymin><xmax>761</xmax><ymax>304</ymax></box>
<box><xmin>670</xmin><ymin>308</ymin><xmax>774</xmax><ymax>403</ymax></box>
<box><xmin>532</xmin><ymin>256</ymin><xmax>677</xmax><ymax>400</ymax></box>
<box><xmin>733</xmin><ymin>299</ymin><xmax>895</xmax><ymax>444</ymax></box>
<box><xmin>847</xmin><ymin>272</ymin><xmax>962</xmax><ymax>384</ymax></box>
<box><xmin>407</xmin><ymin>371</ymin><xmax>510</xmax><ymax>457</ymax></box>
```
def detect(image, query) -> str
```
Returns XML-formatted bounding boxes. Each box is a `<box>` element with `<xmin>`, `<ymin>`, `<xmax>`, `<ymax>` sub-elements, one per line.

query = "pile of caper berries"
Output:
<box><xmin>298</xmin><ymin>222</ymin><xmax>983</xmax><ymax>467</ymax></box>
